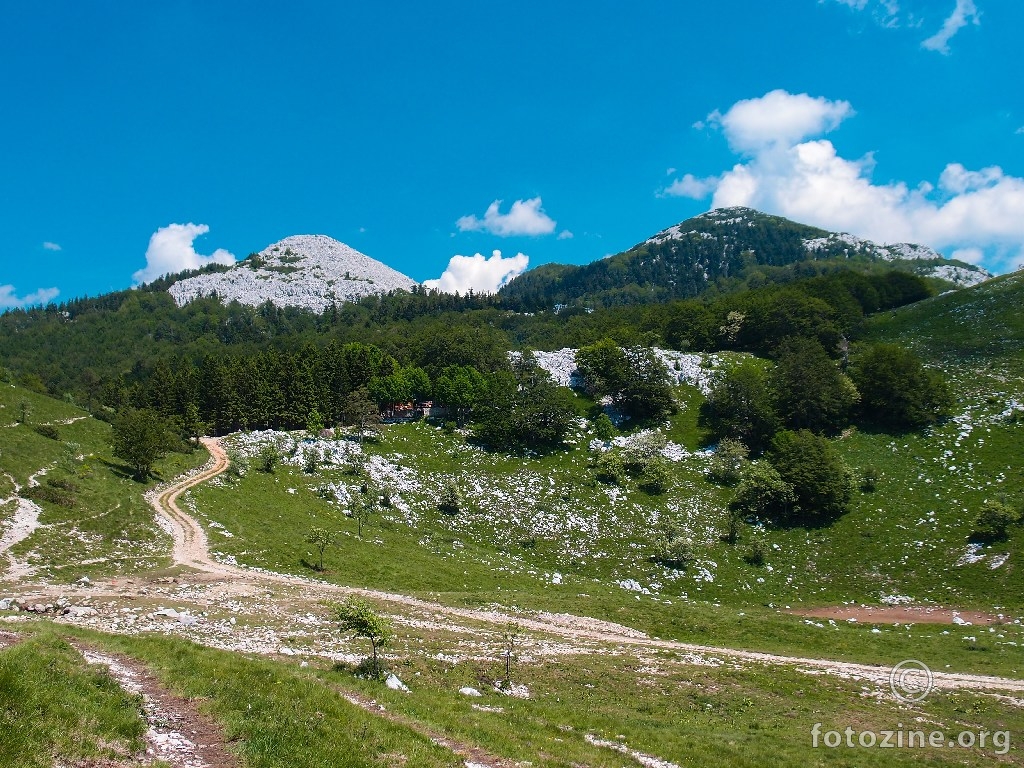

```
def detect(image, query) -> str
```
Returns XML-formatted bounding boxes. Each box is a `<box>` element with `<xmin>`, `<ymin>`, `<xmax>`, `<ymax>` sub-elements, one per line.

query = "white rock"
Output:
<box><xmin>385</xmin><ymin>673</ymin><xmax>410</xmax><ymax>692</ymax></box>
<box><xmin>459</xmin><ymin>687</ymin><xmax>483</xmax><ymax>697</ymax></box>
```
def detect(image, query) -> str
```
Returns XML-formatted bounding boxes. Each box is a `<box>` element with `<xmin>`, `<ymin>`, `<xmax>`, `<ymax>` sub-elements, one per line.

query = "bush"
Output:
<box><xmin>767</xmin><ymin>430</ymin><xmax>854</xmax><ymax>524</ymax></box>
<box><xmin>591</xmin><ymin>412</ymin><xmax>617</xmax><ymax>440</ymax></box>
<box><xmin>707</xmin><ymin>438</ymin><xmax>749</xmax><ymax>485</ymax></box>
<box><xmin>860</xmin><ymin>466</ymin><xmax>879</xmax><ymax>492</ymax></box>
<box><xmin>46</xmin><ymin>476</ymin><xmax>80</xmax><ymax>493</ymax></box>
<box><xmin>848</xmin><ymin>343</ymin><xmax>952</xmax><ymax>430</ymax></box>
<box><xmin>33</xmin><ymin>424</ymin><xmax>60</xmax><ymax>441</ymax></box>
<box><xmin>970</xmin><ymin>499</ymin><xmax>1021</xmax><ymax>543</ymax></box>
<box><xmin>652</xmin><ymin>522</ymin><xmax>694</xmax><ymax>569</ymax></box>
<box><xmin>23</xmin><ymin>485</ymin><xmax>75</xmax><ymax>508</ymax></box>
<box><xmin>437</xmin><ymin>480</ymin><xmax>464</xmax><ymax>515</ymax></box>
<box><xmin>255</xmin><ymin>444</ymin><xmax>279</xmax><ymax>473</ymax></box>
<box><xmin>744</xmin><ymin>537</ymin><xmax>767</xmax><ymax>566</ymax></box>
<box><xmin>730</xmin><ymin>461</ymin><xmax>796</xmax><ymax>522</ymax></box>
<box><xmin>638</xmin><ymin>456</ymin><xmax>671</xmax><ymax>495</ymax></box>
<box><xmin>593</xmin><ymin>451</ymin><xmax>625</xmax><ymax>485</ymax></box>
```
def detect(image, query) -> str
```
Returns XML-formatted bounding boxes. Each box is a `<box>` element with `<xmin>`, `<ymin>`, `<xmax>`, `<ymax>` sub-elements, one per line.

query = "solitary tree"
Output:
<box><xmin>501</xmin><ymin>622</ymin><xmax>522</xmax><ymax>686</ymax></box>
<box><xmin>334</xmin><ymin>598</ymin><xmax>393</xmax><ymax>678</ymax></box>
<box><xmin>111</xmin><ymin>407</ymin><xmax>171</xmax><ymax>481</ymax></box>
<box><xmin>305</xmin><ymin>526</ymin><xmax>336</xmax><ymax>571</ymax></box>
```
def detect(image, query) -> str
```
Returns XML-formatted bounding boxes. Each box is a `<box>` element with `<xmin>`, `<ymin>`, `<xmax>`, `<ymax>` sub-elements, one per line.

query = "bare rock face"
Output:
<box><xmin>168</xmin><ymin>235</ymin><xmax>418</xmax><ymax>313</ymax></box>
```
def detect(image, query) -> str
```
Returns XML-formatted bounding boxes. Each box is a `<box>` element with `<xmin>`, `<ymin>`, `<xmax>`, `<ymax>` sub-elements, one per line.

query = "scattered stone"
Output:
<box><xmin>458</xmin><ymin>687</ymin><xmax>483</xmax><ymax>697</ymax></box>
<box><xmin>385</xmin><ymin>673</ymin><xmax>410</xmax><ymax>693</ymax></box>
<box><xmin>64</xmin><ymin>606</ymin><xmax>98</xmax><ymax>618</ymax></box>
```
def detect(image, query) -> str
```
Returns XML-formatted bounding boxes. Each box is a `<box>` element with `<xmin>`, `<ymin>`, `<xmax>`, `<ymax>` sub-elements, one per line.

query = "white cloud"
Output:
<box><xmin>557</xmin><ymin>230</ymin><xmax>574</xmax><ymax>240</ymax></box>
<box><xmin>423</xmin><ymin>250</ymin><xmax>529</xmax><ymax>294</ymax></box>
<box><xmin>0</xmin><ymin>284</ymin><xmax>59</xmax><ymax>309</ymax></box>
<box><xmin>1015</xmin><ymin>126</ymin><xmax>1024</xmax><ymax>135</ymax></box>
<box><xmin>132</xmin><ymin>223</ymin><xmax>235</xmax><ymax>285</ymax></box>
<box><xmin>706</xmin><ymin>89</ymin><xmax>854</xmax><ymax>154</ymax></box>
<box><xmin>42</xmin><ymin>241</ymin><xmax>62</xmax><ymax>251</ymax></box>
<box><xmin>456</xmin><ymin>197</ymin><xmax>557</xmax><ymax>236</ymax></box>
<box><xmin>661</xmin><ymin>173</ymin><xmax>721</xmax><ymax>199</ymax></box>
<box><xmin>669</xmin><ymin>89</ymin><xmax>1024</xmax><ymax>274</ymax></box>
<box><xmin>921</xmin><ymin>0</ymin><xmax>979</xmax><ymax>54</ymax></box>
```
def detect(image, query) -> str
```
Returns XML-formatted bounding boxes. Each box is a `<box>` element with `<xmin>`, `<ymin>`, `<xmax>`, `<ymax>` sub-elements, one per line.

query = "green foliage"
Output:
<box><xmin>700</xmin><ymin>360</ymin><xmax>779</xmax><ymax>454</ymax></box>
<box><xmin>590</xmin><ymin>412</ymin><xmax>617</xmax><ymax>440</ymax></box>
<box><xmin>860</xmin><ymin>465</ymin><xmax>879</xmax><ymax>492</ymax></box>
<box><xmin>638</xmin><ymin>455</ymin><xmax>670</xmax><ymax>495</ymax></box>
<box><xmin>111</xmin><ymin>407</ymin><xmax>172</xmax><ymax>481</ymax></box>
<box><xmin>33</xmin><ymin>423</ymin><xmax>60</xmax><ymax>441</ymax></box>
<box><xmin>432</xmin><ymin>365</ymin><xmax>487</xmax><ymax>426</ymax></box>
<box><xmin>652</xmin><ymin>521</ymin><xmax>694</xmax><ymax>569</ymax></box>
<box><xmin>707</xmin><ymin>438</ymin><xmax>750</xmax><ymax>486</ymax></box>
<box><xmin>770</xmin><ymin>337</ymin><xmax>858</xmax><ymax>435</ymax></box>
<box><xmin>729</xmin><ymin>461</ymin><xmax>796</xmax><ymax>522</ymax></box>
<box><xmin>340</xmin><ymin>387</ymin><xmax>381</xmax><ymax>439</ymax></box>
<box><xmin>767</xmin><ymin>430</ymin><xmax>855</xmax><ymax>525</ymax></box>
<box><xmin>305</xmin><ymin>407</ymin><xmax>325</xmax><ymax>437</ymax></box>
<box><xmin>255</xmin><ymin>443</ymin><xmax>279</xmax><ymax>473</ymax></box>
<box><xmin>744</xmin><ymin>535</ymin><xmax>768</xmax><ymax>566</ymax></box>
<box><xmin>437</xmin><ymin>480</ymin><xmax>464</xmax><ymax>515</ymax></box>
<box><xmin>334</xmin><ymin>598</ymin><xmax>393</xmax><ymax>678</ymax></box>
<box><xmin>576</xmin><ymin>338</ymin><xmax>628</xmax><ymax>397</ymax></box>
<box><xmin>970</xmin><ymin>498</ymin><xmax>1021</xmax><ymax>543</ymax></box>
<box><xmin>305</xmin><ymin>525</ymin><xmax>336</xmax><ymax>571</ymax></box>
<box><xmin>472</xmin><ymin>355</ymin><xmax>578</xmax><ymax>451</ymax></box>
<box><xmin>848</xmin><ymin>343</ymin><xmax>952</xmax><ymax>429</ymax></box>
<box><xmin>615</xmin><ymin>347</ymin><xmax>677</xmax><ymax>423</ymax></box>
<box><xmin>592</xmin><ymin>450</ymin><xmax>625</xmax><ymax>485</ymax></box>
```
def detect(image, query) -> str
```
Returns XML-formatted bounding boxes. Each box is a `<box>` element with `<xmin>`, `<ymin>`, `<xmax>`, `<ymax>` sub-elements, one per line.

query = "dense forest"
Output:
<box><xmin>1</xmin><ymin>267</ymin><xmax>932</xmax><ymax>436</ymax></box>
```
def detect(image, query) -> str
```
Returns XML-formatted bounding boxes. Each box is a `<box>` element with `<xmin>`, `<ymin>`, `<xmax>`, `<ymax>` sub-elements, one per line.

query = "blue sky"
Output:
<box><xmin>2</xmin><ymin>0</ymin><xmax>1022</xmax><ymax>306</ymax></box>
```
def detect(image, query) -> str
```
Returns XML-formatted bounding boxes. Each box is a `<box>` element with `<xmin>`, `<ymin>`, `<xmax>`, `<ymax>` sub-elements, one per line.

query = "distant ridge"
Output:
<box><xmin>499</xmin><ymin>207</ymin><xmax>991</xmax><ymax>309</ymax></box>
<box><xmin>168</xmin><ymin>235</ymin><xmax>417</xmax><ymax>312</ymax></box>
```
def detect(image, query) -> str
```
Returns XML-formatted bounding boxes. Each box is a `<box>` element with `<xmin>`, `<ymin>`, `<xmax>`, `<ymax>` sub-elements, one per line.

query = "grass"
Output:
<box><xmin>0</xmin><ymin>631</ymin><xmax>146</xmax><ymax>767</ymax></box>
<box><xmin>3</xmin><ymin>621</ymin><xmax>1022</xmax><ymax>767</ymax></box>
<box><xmin>0</xmin><ymin>382</ymin><xmax>209</xmax><ymax>581</ymax></box>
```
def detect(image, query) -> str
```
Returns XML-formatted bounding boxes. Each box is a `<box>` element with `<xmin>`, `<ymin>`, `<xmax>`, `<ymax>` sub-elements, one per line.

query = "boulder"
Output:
<box><xmin>385</xmin><ymin>673</ymin><xmax>410</xmax><ymax>692</ymax></box>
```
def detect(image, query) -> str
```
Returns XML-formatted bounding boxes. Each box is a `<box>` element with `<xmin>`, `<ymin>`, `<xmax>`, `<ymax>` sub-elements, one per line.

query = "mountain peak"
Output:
<box><xmin>167</xmin><ymin>235</ymin><xmax>417</xmax><ymax>312</ymax></box>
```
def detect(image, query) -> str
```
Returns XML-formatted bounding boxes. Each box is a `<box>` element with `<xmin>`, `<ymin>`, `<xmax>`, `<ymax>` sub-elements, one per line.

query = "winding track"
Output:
<box><xmin>148</xmin><ymin>438</ymin><xmax>1024</xmax><ymax>695</ymax></box>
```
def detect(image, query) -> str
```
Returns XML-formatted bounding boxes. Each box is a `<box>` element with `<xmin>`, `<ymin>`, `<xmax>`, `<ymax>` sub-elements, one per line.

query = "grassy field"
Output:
<box><xmin>0</xmin><ymin>381</ymin><xmax>208</xmax><ymax>582</ymax></box>
<box><xmin>1</xmin><ymin>620</ymin><xmax>1021</xmax><ymax>767</ymax></box>
<box><xmin>2</xmin><ymin>273</ymin><xmax>1024</xmax><ymax>765</ymax></box>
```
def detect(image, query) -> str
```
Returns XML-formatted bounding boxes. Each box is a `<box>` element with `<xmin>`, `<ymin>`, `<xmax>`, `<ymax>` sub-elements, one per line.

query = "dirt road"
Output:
<box><xmin>139</xmin><ymin>438</ymin><xmax>1024</xmax><ymax>696</ymax></box>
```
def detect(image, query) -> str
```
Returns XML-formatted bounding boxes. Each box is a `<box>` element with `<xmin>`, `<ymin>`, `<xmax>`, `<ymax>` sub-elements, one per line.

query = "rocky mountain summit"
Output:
<box><xmin>168</xmin><ymin>235</ymin><xmax>417</xmax><ymax>312</ymax></box>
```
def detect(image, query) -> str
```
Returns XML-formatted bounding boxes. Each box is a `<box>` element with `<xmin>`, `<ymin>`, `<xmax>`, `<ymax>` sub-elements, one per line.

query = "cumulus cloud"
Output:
<box><xmin>0</xmin><ymin>284</ymin><xmax>59</xmax><ymax>309</ymax></box>
<box><xmin>42</xmin><ymin>241</ymin><xmax>62</xmax><ymax>251</ymax></box>
<box><xmin>456</xmin><ymin>197</ymin><xmax>557</xmax><ymax>236</ymax></box>
<box><xmin>557</xmin><ymin>230</ymin><xmax>574</xmax><ymax>240</ymax></box>
<box><xmin>423</xmin><ymin>250</ymin><xmax>529</xmax><ymax>294</ymax></box>
<box><xmin>706</xmin><ymin>89</ymin><xmax>854</xmax><ymax>154</ymax></box>
<box><xmin>132</xmin><ymin>223</ymin><xmax>235</xmax><ymax>285</ymax></box>
<box><xmin>921</xmin><ymin>0</ymin><xmax>979</xmax><ymax>54</ymax></box>
<box><xmin>666</xmin><ymin>89</ymin><xmax>1024</xmax><ymax>274</ymax></box>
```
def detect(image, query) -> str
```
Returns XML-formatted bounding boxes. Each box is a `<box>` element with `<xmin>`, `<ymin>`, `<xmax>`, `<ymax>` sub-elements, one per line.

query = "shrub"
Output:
<box><xmin>707</xmin><ymin>438</ymin><xmax>749</xmax><ymax>486</ymax></box>
<box><xmin>23</xmin><ymin>485</ymin><xmax>75</xmax><ymax>508</ymax></box>
<box><xmin>970</xmin><ymin>499</ymin><xmax>1021</xmax><ymax>543</ymax></box>
<box><xmin>46</xmin><ymin>477</ymin><xmax>80</xmax><ymax>493</ymax></box>
<box><xmin>591</xmin><ymin>412</ymin><xmax>617</xmax><ymax>440</ymax></box>
<box><xmin>652</xmin><ymin>522</ymin><xmax>694</xmax><ymax>569</ymax></box>
<box><xmin>767</xmin><ymin>429</ymin><xmax>855</xmax><ymax>524</ymax></box>
<box><xmin>33</xmin><ymin>424</ymin><xmax>60</xmax><ymax>441</ymax></box>
<box><xmin>744</xmin><ymin>537</ymin><xmax>768</xmax><ymax>566</ymax></box>
<box><xmin>255</xmin><ymin>444</ymin><xmax>279</xmax><ymax>473</ymax></box>
<box><xmin>437</xmin><ymin>480</ymin><xmax>464</xmax><ymax>515</ymax></box>
<box><xmin>638</xmin><ymin>456</ymin><xmax>670</xmax><ymax>495</ymax></box>
<box><xmin>860</xmin><ymin>466</ymin><xmax>879</xmax><ymax>492</ymax></box>
<box><xmin>593</xmin><ymin>451</ymin><xmax>625</xmax><ymax>485</ymax></box>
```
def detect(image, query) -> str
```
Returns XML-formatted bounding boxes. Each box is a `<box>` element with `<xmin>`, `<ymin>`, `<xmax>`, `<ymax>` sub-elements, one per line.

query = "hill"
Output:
<box><xmin>500</xmin><ymin>207</ymin><xmax>990</xmax><ymax>309</ymax></box>
<box><xmin>167</xmin><ymin>234</ymin><xmax>418</xmax><ymax>312</ymax></box>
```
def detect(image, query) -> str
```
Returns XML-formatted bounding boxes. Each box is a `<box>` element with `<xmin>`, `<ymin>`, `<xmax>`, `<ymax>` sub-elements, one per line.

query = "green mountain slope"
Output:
<box><xmin>500</xmin><ymin>207</ymin><xmax>989</xmax><ymax>309</ymax></box>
